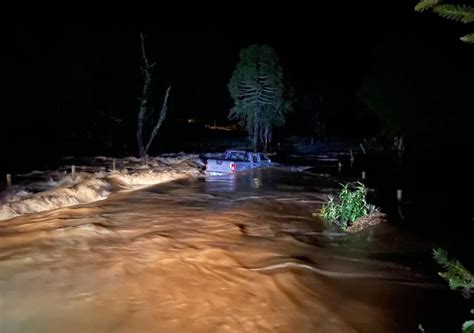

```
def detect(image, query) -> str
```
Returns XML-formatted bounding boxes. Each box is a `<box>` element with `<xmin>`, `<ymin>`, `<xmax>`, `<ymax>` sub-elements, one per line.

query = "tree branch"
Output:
<box><xmin>140</xmin><ymin>33</ymin><xmax>150</xmax><ymax>69</ymax></box>
<box><xmin>145</xmin><ymin>85</ymin><xmax>172</xmax><ymax>154</ymax></box>
<box><xmin>239</xmin><ymin>82</ymin><xmax>257</xmax><ymax>88</ymax></box>
<box><xmin>239</xmin><ymin>92</ymin><xmax>258</xmax><ymax>98</ymax></box>
<box><xmin>257</xmin><ymin>95</ymin><xmax>276</xmax><ymax>102</ymax></box>
<box><xmin>261</xmin><ymin>87</ymin><xmax>277</xmax><ymax>92</ymax></box>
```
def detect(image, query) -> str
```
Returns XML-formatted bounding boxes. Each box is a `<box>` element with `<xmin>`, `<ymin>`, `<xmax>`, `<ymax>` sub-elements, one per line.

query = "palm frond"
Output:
<box><xmin>434</xmin><ymin>4</ymin><xmax>474</xmax><ymax>23</ymax></box>
<box><xmin>460</xmin><ymin>32</ymin><xmax>474</xmax><ymax>43</ymax></box>
<box><xmin>415</xmin><ymin>0</ymin><xmax>441</xmax><ymax>12</ymax></box>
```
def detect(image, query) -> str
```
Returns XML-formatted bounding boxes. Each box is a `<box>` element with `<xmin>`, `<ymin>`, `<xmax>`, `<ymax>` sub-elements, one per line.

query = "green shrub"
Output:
<box><xmin>317</xmin><ymin>182</ymin><xmax>369</xmax><ymax>230</ymax></box>
<box><xmin>433</xmin><ymin>248</ymin><xmax>474</xmax><ymax>333</ymax></box>
<box><xmin>463</xmin><ymin>321</ymin><xmax>474</xmax><ymax>333</ymax></box>
<box><xmin>433</xmin><ymin>248</ymin><xmax>474</xmax><ymax>298</ymax></box>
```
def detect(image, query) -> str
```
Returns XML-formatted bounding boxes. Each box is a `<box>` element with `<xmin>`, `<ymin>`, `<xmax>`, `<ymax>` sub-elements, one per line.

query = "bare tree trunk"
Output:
<box><xmin>137</xmin><ymin>33</ymin><xmax>155</xmax><ymax>158</ymax></box>
<box><xmin>136</xmin><ymin>33</ymin><xmax>170</xmax><ymax>158</ymax></box>
<box><xmin>268</xmin><ymin>127</ymin><xmax>273</xmax><ymax>153</ymax></box>
<box><xmin>136</xmin><ymin>75</ymin><xmax>150</xmax><ymax>158</ymax></box>
<box><xmin>259</xmin><ymin>125</ymin><xmax>264</xmax><ymax>147</ymax></box>
<box><xmin>397</xmin><ymin>136</ymin><xmax>404</xmax><ymax>152</ymax></box>
<box><xmin>263</xmin><ymin>125</ymin><xmax>269</xmax><ymax>153</ymax></box>
<box><xmin>145</xmin><ymin>86</ymin><xmax>171</xmax><ymax>154</ymax></box>
<box><xmin>137</xmin><ymin>72</ymin><xmax>151</xmax><ymax>157</ymax></box>
<box><xmin>253</xmin><ymin>109</ymin><xmax>259</xmax><ymax>152</ymax></box>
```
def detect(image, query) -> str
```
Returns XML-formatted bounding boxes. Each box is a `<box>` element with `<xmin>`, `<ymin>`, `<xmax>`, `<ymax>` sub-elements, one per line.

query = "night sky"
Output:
<box><xmin>5</xmin><ymin>4</ymin><xmax>473</xmax><ymax>172</ymax></box>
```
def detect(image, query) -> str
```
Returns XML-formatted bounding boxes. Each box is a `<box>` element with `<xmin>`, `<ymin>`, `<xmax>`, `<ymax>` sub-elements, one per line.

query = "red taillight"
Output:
<box><xmin>230</xmin><ymin>163</ymin><xmax>236</xmax><ymax>172</ymax></box>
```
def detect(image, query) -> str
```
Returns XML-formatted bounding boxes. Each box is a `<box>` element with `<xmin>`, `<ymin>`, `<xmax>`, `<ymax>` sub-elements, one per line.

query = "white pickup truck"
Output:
<box><xmin>205</xmin><ymin>150</ymin><xmax>272</xmax><ymax>175</ymax></box>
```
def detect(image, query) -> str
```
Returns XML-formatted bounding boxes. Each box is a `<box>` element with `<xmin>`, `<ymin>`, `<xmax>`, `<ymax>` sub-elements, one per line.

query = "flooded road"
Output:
<box><xmin>0</xmin><ymin>168</ymin><xmax>462</xmax><ymax>332</ymax></box>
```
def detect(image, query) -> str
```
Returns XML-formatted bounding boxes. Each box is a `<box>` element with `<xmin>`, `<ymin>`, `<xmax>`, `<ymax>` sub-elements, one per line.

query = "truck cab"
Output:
<box><xmin>205</xmin><ymin>150</ymin><xmax>272</xmax><ymax>175</ymax></box>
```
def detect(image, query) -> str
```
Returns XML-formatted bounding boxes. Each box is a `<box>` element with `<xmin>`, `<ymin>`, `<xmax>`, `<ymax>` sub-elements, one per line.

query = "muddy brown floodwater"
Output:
<box><xmin>0</xmin><ymin>169</ymin><xmax>461</xmax><ymax>332</ymax></box>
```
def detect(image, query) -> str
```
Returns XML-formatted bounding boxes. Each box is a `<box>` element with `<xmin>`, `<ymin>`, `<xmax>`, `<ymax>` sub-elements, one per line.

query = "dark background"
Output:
<box><xmin>5</xmin><ymin>4</ymin><xmax>471</xmax><ymax>161</ymax></box>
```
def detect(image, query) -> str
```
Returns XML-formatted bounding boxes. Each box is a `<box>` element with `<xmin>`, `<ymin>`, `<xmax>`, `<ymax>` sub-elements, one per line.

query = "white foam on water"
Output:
<box><xmin>0</xmin><ymin>156</ymin><xmax>204</xmax><ymax>221</ymax></box>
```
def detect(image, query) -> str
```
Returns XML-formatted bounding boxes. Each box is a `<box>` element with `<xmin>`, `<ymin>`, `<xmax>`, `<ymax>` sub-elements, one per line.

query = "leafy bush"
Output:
<box><xmin>317</xmin><ymin>182</ymin><xmax>369</xmax><ymax>230</ymax></box>
<box><xmin>433</xmin><ymin>248</ymin><xmax>474</xmax><ymax>333</ymax></box>
<box><xmin>433</xmin><ymin>248</ymin><xmax>474</xmax><ymax>298</ymax></box>
<box><xmin>463</xmin><ymin>321</ymin><xmax>474</xmax><ymax>333</ymax></box>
